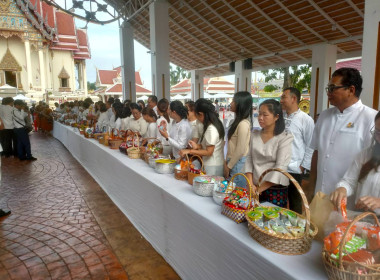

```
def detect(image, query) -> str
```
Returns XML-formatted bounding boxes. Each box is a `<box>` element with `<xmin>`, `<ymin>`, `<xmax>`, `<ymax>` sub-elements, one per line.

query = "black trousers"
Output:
<box><xmin>0</xmin><ymin>129</ymin><xmax>16</xmax><ymax>157</ymax></box>
<box><xmin>13</xmin><ymin>128</ymin><xmax>31</xmax><ymax>160</ymax></box>
<box><xmin>288</xmin><ymin>172</ymin><xmax>303</xmax><ymax>214</ymax></box>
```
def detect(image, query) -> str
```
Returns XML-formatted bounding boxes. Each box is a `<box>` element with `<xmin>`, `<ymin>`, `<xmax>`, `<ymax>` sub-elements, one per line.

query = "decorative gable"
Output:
<box><xmin>58</xmin><ymin>66</ymin><xmax>70</xmax><ymax>79</ymax></box>
<box><xmin>0</xmin><ymin>48</ymin><xmax>22</xmax><ymax>71</ymax></box>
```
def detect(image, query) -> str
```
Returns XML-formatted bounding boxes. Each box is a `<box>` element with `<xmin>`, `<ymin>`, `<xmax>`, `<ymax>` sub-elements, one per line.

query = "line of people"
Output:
<box><xmin>0</xmin><ymin>97</ymin><xmax>37</xmax><ymax>161</ymax></box>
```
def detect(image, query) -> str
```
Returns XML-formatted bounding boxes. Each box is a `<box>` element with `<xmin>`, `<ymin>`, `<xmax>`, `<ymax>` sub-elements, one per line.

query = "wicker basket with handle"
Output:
<box><xmin>174</xmin><ymin>154</ymin><xmax>189</xmax><ymax>181</ymax></box>
<box><xmin>221</xmin><ymin>173</ymin><xmax>256</xmax><ymax>223</ymax></box>
<box><xmin>323</xmin><ymin>212</ymin><xmax>380</xmax><ymax>279</ymax></box>
<box><xmin>127</xmin><ymin>132</ymin><xmax>141</xmax><ymax>159</ymax></box>
<box><xmin>108</xmin><ymin>129</ymin><xmax>123</xmax><ymax>149</ymax></box>
<box><xmin>246</xmin><ymin>168</ymin><xmax>318</xmax><ymax>255</ymax></box>
<box><xmin>187</xmin><ymin>155</ymin><xmax>205</xmax><ymax>185</ymax></box>
<box><xmin>143</xmin><ymin>138</ymin><xmax>163</xmax><ymax>164</ymax></box>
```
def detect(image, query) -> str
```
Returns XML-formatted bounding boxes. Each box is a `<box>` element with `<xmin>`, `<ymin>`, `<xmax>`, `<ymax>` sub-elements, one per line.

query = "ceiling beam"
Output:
<box><xmin>345</xmin><ymin>0</ymin><xmax>364</xmax><ymax>18</ymax></box>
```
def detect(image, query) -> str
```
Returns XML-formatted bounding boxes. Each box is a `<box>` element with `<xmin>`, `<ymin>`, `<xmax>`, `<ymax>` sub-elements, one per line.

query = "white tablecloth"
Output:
<box><xmin>53</xmin><ymin>122</ymin><xmax>327</xmax><ymax>280</ymax></box>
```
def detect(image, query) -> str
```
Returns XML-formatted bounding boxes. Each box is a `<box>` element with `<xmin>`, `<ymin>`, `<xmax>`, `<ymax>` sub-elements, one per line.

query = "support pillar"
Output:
<box><xmin>71</xmin><ymin>59</ymin><xmax>76</xmax><ymax>92</ymax></box>
<box><xmin>38</xmin><ymin>48</ymin><xmax>46</xmax><ymax>94</ymax></box>
<box><xmin>191</xmin><ymin>70</ymin><xmax>204</xmax><ymax>100</ymax></box>
<box><xmin>234</xmin><ymin>60</ymin><xmax>252</xmax><ymax>93</ymax></box>
<box><xmin>45</xmin><ymin>49</ymin><xmax>51</xmax><ymax>91</ymax></box>
<box><xmin>24</xmin><ymin>40</ymin><xmax>33</xmax><ymax>90</ymax></box>
<box><xmin>309</xmin><ymin>44</ymin><xmax>337</xmax><ymax>120</ymax></box>
<box><xmin>120</xmin><ymin>21</ymin><xmax>136</xmax><ymax>102</ymax></box>
<box><xmin>361</xmin><ymin>0</ymin><xmax>380</xmax><ymax>110</ymax></box>
<box><xmin>149</xmin><ymin>0</ymin><xmax>170</xmax><ymax>101</ymax></box>
<box><xmin>83</xmin><ymin>62</ymin><xmax>88</xmax><ymax>97</ymax></box>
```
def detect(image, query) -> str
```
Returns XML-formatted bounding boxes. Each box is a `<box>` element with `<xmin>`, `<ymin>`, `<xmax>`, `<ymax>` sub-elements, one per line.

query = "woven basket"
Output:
<box><xmin>323</xmin><ymin>212</ymin><xmax>380</xmax><ymax>279</ymax></box>
<box><xmin>221</xmin><ymin>173</ymin><xmax>256</xmax><ymax>224</ymax></box>
<box><xmin>93</xmin><ymin>133</ymin><xmax>105</xmax><ymax>140</ymax></box>
<box><xmin>246</xmin><ymin>168</ymin><xmax>318</xmax><ymax>255</ymax></box>
<box><xmin>174</xmin><ymin>154</ymin><xmax>189</xmax><ymax>181</ymax></box>
<box><xmin>187</xmin><ymin>155</ymin><xmax>205</xmax><ymax>185</ymax></box>
<box><xmin>127</xmin><ymin>132</ymin><xmax>141</xmax><ymax>159</ymax></box>
<box><xmin>109</xmin><ymin>138</ymin><xmax>123</xmax><ymax>149</ymax></box>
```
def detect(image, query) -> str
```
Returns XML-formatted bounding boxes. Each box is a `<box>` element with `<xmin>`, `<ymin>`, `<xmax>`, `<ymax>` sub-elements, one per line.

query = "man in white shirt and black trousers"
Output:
<box><xmin>281</xmin><ymin>87</ymin><xmax>315</xmax><ymax>213</ymax></box>
<box><xmin>13</xmin><ymin>100</ymin><xmax>37</xmax><ymax>161</ymax></box>
<box><xmin>309</xmin><ymin>67</ymin><xmax>377</xmax><ymax>198</ymax></box>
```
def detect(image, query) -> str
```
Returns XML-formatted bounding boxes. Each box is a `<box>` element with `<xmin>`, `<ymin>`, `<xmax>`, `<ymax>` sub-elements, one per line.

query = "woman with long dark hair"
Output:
<box><xmin>244</xmin><ymin>99</ymin><xmax>293</xmax><ymax>207</ymax></box>
<box><xmin>112</xmin><ymin>103</ymin><xmax>124</xmax><ymax>130</ymax></box>
<box><xmin>159</xmin><ymin>101</ymin><xmax>191</xmax><ymax>159</ymax></box>
<box><xmin>156</xmin><ymin>98</ymin><xmax>172</xmax><ymax>155</ymax></box>
<box><xmin>128</xmin><ymin>102</ymin><xmax>148</xmax><ymax>136</ymax></box>
<box><xmin>142</xmin><ymin>107</ymin><xmax>158</xmax><ymax>139</ymax></box>
<box><xmin>180</xmin><ymin>98</ymin><xmax>225</xmax><ymax>176</ymax></box>
<box><xmin>330</xmin><ymin>111</ymin><xmax>380</xmax><ymax>214</ymax></box>
<box><xmin>224</xmin><ymin>91</ymin><xmax>253</xmax><ymax>187</ymax></box>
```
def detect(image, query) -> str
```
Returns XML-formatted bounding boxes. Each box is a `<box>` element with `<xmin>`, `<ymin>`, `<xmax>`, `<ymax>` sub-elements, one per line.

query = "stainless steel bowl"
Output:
<box><xmin>154</xmin><ymin>159</ymin><xmax>177</xmax><ymax>174</ymax></box>
<box><xmin>148</xmin><ymin>155</ymin><xmax>167</xmax><ymax>168</ymax></box>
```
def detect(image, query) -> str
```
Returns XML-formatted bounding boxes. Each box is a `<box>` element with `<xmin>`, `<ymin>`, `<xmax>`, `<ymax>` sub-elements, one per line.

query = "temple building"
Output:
<box><xmin>0</xmin><ymin>0</ymin><xmax>90</xmax><ymax>102</ymax></box>
<box><xmin>95</xmin><ymin>67</ymin><xmax>151</xmax><ymax>102</ymax></box>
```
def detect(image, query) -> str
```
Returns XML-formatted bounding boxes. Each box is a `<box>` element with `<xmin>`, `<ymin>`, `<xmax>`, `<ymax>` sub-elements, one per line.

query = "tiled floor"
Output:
<box><xmin>0</xmin><ymin>132</ymin><xmax>179</xmax><ymax>280</ymax></box>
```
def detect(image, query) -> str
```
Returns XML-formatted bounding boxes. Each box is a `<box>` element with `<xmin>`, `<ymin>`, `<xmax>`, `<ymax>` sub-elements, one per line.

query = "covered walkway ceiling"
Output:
<box><xmin>109</xmin><ymin>0</ymin><xmax>365</xmax><ymax>77</ymax></box>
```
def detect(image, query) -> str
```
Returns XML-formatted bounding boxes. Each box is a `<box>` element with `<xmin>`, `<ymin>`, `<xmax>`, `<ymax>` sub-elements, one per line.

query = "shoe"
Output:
<box><xmin>19</xmin><ymin>158</ymin><xmax>26</xmax><ymax>161</ymax></box>
<box><xmin>0</xmin><ymin>209</ymin><xmax>11</xmax><ymax>217</ymax></box>
<box><xmin>27</xmin><ymin>157</ymin><xmax>37</xmax><ymax>161</ymax></box>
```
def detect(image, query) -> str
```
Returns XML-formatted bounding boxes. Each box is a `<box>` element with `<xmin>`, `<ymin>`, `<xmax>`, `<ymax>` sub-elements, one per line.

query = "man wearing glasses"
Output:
<box><xmin>280</xmin><ymin>87</ymin><xmax>314</xmax><ymax>213</ymax></box>
<box><xmin>309</xmin><ymin>67</ymin><xmax>378</xmax><ymax>197</ymax></box>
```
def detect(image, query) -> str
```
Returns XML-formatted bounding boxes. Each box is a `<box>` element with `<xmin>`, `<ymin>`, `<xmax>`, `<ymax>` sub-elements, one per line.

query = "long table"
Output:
<box><xmin>53</xmin><ymin>121</ymin><xmax>327</xmax><ymax>280</ymax></box>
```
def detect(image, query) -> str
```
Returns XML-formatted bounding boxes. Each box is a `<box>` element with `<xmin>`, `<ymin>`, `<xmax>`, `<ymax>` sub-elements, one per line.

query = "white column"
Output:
<box><xmin>71</xmin><ymin>59</ymin><xmax>76</xmax><ymax>92</ymax></box>
<box><xmin>150</xmin><ymin>0</ymin><xmax>170</xmax><ymax>101</ymax></box>
<box><xmin>234</xmin><ymin>60</ymin><xmax>252</xmax><ymax>93</ymax></box>
<box><xmin>45</xmin><ymin>49</ymin><xmax>51</xmax><ymax>91</ymax></box>
<box><xmin>83</xmin><ymin>61</ymin><xmax>88</xmax><ymax>97</ymax></box>
<box><xmin>120</xmin><ymin>21</ymin><xmax>136</xmax><ymax>102</ymax></box>
<box><xmin>24</xmin><ymin>40</ymin><xmax>33</xmax><ymax>90</ymax></box>
<box><xmin>38</xmin><ymin>48</ymin><xmax>46</xmax><ymax>94</ymax></box>
<box><xmin>361</xmin><ymin>0</ymin><xmax>380</xmax><ymax>110</ymax></box>
<box><xmin>309</xmin><ymin>44</ymin><xmax>337</xmax><ymax>120</ymax></box>
<box><xmin>191</xmin><ymin>70</ymin><xmax>204</xmax><ymax>100</ymax></box>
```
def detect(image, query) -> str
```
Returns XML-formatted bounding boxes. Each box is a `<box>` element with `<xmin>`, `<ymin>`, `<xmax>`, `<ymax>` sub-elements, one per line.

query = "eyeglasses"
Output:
<box><xmin>325</xmin><ymin>85</ymin><xmax>348</xmax><ymax>93</ymax></box>
<box><xmin>370</xmin><ymin>127</ymin><xmax>380</xmax><ymax>137</ymax></box>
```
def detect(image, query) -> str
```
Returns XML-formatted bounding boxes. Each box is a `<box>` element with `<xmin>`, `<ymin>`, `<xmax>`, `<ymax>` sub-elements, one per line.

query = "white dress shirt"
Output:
<box><xmin>310</xmin><ymin>100</ymin><xmax>377</xmax><ymax>195</ymax></box>
<box><xmin>115</xmin><ymin>117</ymin><xmax>122</xmax><ymax>131</ymax></box>
<box><xmin>121</xmin><ymin>117</ymin><xmax>131</xmax><ymax>131</ymax></box>
<box><xmin>82</xmin><ymin>109</ymin><xmax>89</xmax><ymax>121</ymax></box>
<box><xmin>13</xmin><ymin>109</ymin><xmax>27</xmax><ymax>128</ymax></box>
<box><xmin>97</xmin><ymin>112</ymin><xmax>110</xmax><ymax>130</ymax></box>
<box><xmin>129</xmin><ymin>117</ymin><xmax>148</xmax><ymax>137</ymax></box>
<box><xmin>0</xmin><ymin>104</ymin><xmax>15</xmax><ymax>129</ymax></box>
<box><xmin>200</xmin><ymin>124</ymin><xmax>224</xmax><ymax>176</ymax></box>
<box><xmin>336</xmin><ymin>146</ymin><xmax>380</xmax><ymax>215</ymax></box>
<box><xmin>145</xmin><ymin>122</ymin><xmax>157</xmax><ymax>139</ymax></box>
<box><xmin>152</xmin><ymin>106</ymin><xmax>158</xmax><ymax>118</ymax></box>
<box><xmin>284</xmin><ymin>109</ymin><xmax>315</xmax><ymax>173</ymax></box>
<box><xmin>109</xmin><ymin>114</ymin><xmax>116</xmax><ymax>129</ymax></box>
<box><xmin>107</xmin><ymin>107</ymin><xmax>113</xmax><ymax>120</ymax></box>
<box><xmin>168</xmin><ymin>119</ymin><xmax>191</xmax><ymax>159</ymax></box>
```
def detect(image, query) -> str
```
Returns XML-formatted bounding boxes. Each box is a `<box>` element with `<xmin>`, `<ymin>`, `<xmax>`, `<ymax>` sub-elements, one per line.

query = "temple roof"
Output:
<box><xmin>97</xmin><ymin>68</ymin><xmax>144</xmax><ymax>86</ymax></box>
<box><xmin>73</xmin><ymin>29</ymin><xmax>91</xmax><ymax>59</ymax></box>
<box><xmin>105</xmin><ymin>83</ymin><xmax>151</xmax><ymax>94</ymax></box>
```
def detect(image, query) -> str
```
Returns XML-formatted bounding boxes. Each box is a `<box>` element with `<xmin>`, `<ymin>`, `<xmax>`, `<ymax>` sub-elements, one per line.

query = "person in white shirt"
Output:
<box><xmin>128</xmin><ymin>103</ymin><xmax>148</xmax><ymax>137</ymax></box>
<box><xmin>13</xmin><ymin>100</ymin><xmax>37</xmax><ymax>161</ymax></box>
<box><xmin>185</xmin><ymin>100</ymin><xmax>203</xmax><ymax>142</ymax></box>
<box><xmin>142</xmin><ymin>107</ymin><xmax>158</xmax><ymax>141</ymax></box>
<box><xmin>112</xmin><ymin>103</ymin><xmax>124</xmax><ymax>130</ymax></box>
<box><xmin>148</xmin><ymin>95</ymin><xmax>158</xmax><ymax>117</ymax></box>
<box><xmin>120</xmin><ymin>106</ymin><xmax>132</xmax><ymax>131</ymax></box>
<box><xmin>0</xmin><ymin>97</ymin><xmax>16</xmax><ymax>157</ymax></box>
<box><xmin>81</xmin><ymin>102</ymin><xmax>90</xmax><ymax>121</ymax></box>
<box><xmin>310</xmin><ymin>67</ymin><xmax>378</xmax><ymax>196</ymax></box>
<box><xmin>244</xmin><ymin>99</ymin><xmax>293</xmax><ymax>207</ymax></box>
<box><xmin>159</xmin><ymin>101</ymin><xmax>191</xmax><ymax>159</ymax></box>
<box><xmin>156</xmin><ymin>99</ymin><xmax>172</xmax><ymax>155</ymax></box>
<box><xmin>180</xmin><ymin>98</ymin><xmax>225</xmax><ymax>176</ymax></box>
<box><xmin>106</xmin><ymin>100</ymin><xmax>114</xmax><ymax>120</ymax></box>
<box><xmin>330</xmin><ymin>111</ymin><xmax>380</xmax><ymax>215</ymax></box>
<box><xmin>280</xmin><ymin>87</ymin><xmax>315</xmax><ymax>213</ymax></box>
<box><xmin>96</xmin><ymin>103</ymin><xmax>110</xmax><ymax>132</ymax></box>
<box><xmin>0</xmin><ymin>143</ymin><xmax>11</xmax><ymax>217</ymax></box>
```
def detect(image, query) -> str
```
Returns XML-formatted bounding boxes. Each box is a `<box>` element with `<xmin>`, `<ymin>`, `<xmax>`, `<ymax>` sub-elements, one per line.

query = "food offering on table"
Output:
<box><xmin>221</xmin><ymin>173</ymin><xmax>256</xmax><ymax>224</ymax></box>
<box><xmin>127</xmin><ymin>132</ymin><xmax>142</xmax><ymax>159</ymax></box>
<box><xmin>187</xmin><ymin>155</ymin><xmax>205</xmax><ymax>185</ymax></box>
<box><xmin>144</xmin><ymin>140</ymin><xmax>163</xmax><ymax>163</ymax></box>
<box><xmin>323</xmin><ymin>212</ymin><xmax>380</xmax><ymax>278</ymax></box>
<box><xmin>84</xmin><ymin>127</ymin><xmax>94</xmax><ymax>138</ymax></box>
<box><xmin>245</xmin><ymin>168</ymin><xmax>318</xmax><ymax>255</ymax></box>
<box><xmin>192</xmin><ymin>175</ymin><xmax>224</xmax><ymax>197</ymax></box>
<box><xmin>108</xmin><ymin>129</ymin><xmax>123</xmax><ymax>149</ymax></box>
<box><xmin>174</xmin><ymin>156</ymin><xmax>191</xmax><ymax>181</ymax></box>
<box><xmin>212</xmin><ymin>180</ymin><xmax>235</xmax><ymax>205</ymax></box>
<box><xmin>155</xmin><ymin>159</ymin><xmax>177</xmax><ymax>174</ymax></box>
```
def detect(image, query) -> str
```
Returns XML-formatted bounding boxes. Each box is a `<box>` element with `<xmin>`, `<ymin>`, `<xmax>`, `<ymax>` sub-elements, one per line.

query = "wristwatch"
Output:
<box><xmin>165</xmin><ymin>137</ymin><xmax>169</xmax><ymax>141</ymax></box>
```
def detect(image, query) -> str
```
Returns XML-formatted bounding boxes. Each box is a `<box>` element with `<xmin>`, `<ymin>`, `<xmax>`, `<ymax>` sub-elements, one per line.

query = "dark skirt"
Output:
<box><xmin>259</xmin><ymin>185</ymin><xmax>288</xmax><ymax>207</ymax></box>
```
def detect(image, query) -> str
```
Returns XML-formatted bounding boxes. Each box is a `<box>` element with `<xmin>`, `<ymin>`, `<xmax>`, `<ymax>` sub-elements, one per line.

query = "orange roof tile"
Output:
<box><xmin>98</xmin><ymin>70</ymin><xmax>118</xmax><ymax>85</ymax></box>
<box><xmin>336</xmin><ymin>58</ymin><xmax>361</xmax><ymax>71</ymax></box>
<box><xmin>74</xmin><ymin>29</ymin><xmax>91</xmax><ymax>60</ymax></box>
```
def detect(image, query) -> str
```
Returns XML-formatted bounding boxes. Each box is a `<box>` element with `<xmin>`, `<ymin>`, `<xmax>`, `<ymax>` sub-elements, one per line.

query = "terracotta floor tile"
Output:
<box><xmin>0</xmin><ymin>132</ymin><xmax>177</xmax><ymax>279</ymax></box>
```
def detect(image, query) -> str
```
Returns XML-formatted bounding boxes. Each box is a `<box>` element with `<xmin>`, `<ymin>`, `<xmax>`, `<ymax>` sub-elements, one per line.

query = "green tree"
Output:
<box><xmin>170</xmin><ymin>65</ymin><xmax>190</xmax><ymax>86</ymax></box>
<box><xmin>87</xmin><ymin>81</ymin><xmax>96</xmax><ymax>91</ymax></box>
<box><xmin>263</xmin><ymin>84</ymin><xmax>278</xmax><ymax>92</ymax></box>
<box><xmin>261</xmin><ymin>64</ymin><xmax>312</xmax><ymax>92</ymax></box>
